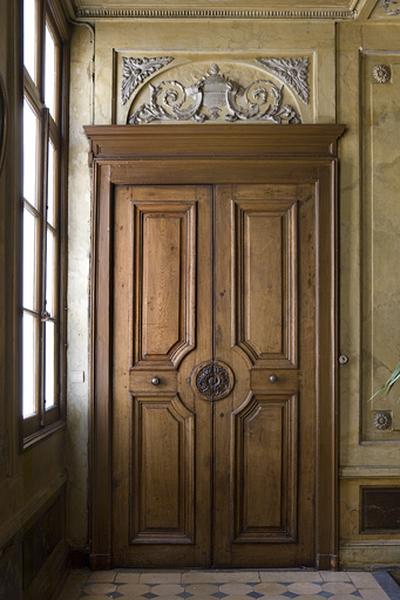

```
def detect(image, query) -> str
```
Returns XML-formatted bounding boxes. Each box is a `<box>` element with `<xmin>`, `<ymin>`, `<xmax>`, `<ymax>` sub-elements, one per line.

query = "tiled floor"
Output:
<box><xmin>58</xmin><ymin>569</ymin><xmax>400</xmax><ymax>600</ymax></box>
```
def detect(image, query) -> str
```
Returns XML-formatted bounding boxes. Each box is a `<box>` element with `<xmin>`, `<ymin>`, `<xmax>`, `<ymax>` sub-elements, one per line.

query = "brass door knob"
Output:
<box><xmin>151</xmin><ymin>376</ymin><xmax>161</xmax><ymax>386</ymax></box>
<box><xmin>269</xmin><ymin>374</ymin><xmax>278</xmax><ymax>383</ymax></box>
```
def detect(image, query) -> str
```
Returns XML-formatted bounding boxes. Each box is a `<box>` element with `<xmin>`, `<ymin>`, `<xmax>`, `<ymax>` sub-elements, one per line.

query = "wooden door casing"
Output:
<box><xmin>85</xmin><ymin>124</ymin><xmax>345</xmax><ymax>571</ymax></box>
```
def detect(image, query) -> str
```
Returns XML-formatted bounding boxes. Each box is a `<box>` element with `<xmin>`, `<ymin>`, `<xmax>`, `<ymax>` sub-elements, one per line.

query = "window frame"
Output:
<box><xmin>21</xmin><ymin>0</ymin><xmax>69</xmax><ymax>448</ymax></box>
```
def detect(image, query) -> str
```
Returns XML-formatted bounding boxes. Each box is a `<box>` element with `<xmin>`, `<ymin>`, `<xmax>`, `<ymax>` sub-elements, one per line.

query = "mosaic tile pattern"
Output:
<box><xmin>57</xmin><ymin>569</ymin><xmax>400</xmax><ymax>600</ymax></box>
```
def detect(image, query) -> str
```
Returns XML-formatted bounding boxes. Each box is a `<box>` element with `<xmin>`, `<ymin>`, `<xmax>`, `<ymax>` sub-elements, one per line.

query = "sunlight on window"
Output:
<box><xmin>23</xmin><ymin>208</ymin><xmax>37</xmax><ymax>311</ymax></box>
<box><xmin>45</xmin><ymin>322</ymin><xmax>55</xmax><ymax>409</ymax></box>
<box><xmin>23</xmin><ymin>312</ymin><xmax>37</xmax><ymax>417</ymax></box>
<box><xmin>23</xmin><ymin>99</ymin><xmax>38</xmax><ymax>207</ymax></box>
<box><xmin>23</xmin><ymin>0</ymin><xmax>37</xmax><ymax>82</ymax></box>
<box><xmin>46</xmin><ymin>229</ymin><xmax>55</xmax><ymax>316</ymax></box>
<box><xmin>45</xmin><ymin>24</ymin><xmax>57</xmax><ymax>119</ymax></box>
<box><xmin>47</xmin><ymin>141</ymin><xmax>56</xmax><ymax>226</ymax></box>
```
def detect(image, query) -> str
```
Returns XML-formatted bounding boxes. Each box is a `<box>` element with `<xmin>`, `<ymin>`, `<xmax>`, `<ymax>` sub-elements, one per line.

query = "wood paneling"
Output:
<box><xmin>85</xmin><ymin>124</ymin><xmax>344</xmax><ymax>570</ymax></box>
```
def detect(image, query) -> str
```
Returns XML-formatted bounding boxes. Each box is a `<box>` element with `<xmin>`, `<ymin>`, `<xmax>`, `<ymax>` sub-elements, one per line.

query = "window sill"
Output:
<box><xmin>22</xmin><ymin>418</ymin><xmax>66</xmax><ymax>450</ymax></box>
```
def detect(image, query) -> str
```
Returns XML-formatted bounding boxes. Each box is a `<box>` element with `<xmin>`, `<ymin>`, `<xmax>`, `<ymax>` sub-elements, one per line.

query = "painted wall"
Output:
<box><xmin>68</xmin><ymin>12</ymin><xmax>400</xmax><ymax>567</ymax></box>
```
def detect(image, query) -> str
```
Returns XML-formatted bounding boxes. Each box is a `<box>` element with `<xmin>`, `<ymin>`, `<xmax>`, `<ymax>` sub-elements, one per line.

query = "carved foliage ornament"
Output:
<box><xmin>129</xmin><ymin>64</ymin><xmax>301</xmax><ymax>125</ymax></box>
<box><xmin>256</xmin><ymin>57</ymin><xmax>310</xmax><ymax>104</ymax></box>
<box><xmin>382</xmin><ymin>0</ymin><xmax>400</xmax><ymax>15</ymax></box>
<box><xmin>121</xmin><ymin>56</ymin><xmax>174</xmax><ymax>105</ymax></box>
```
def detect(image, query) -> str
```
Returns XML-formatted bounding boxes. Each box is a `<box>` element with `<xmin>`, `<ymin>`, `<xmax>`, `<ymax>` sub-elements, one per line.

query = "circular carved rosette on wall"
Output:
<box><xmin>193</xmin><ymin>360</ymin><xmax>235</xmax><ymax>401</ymax></box>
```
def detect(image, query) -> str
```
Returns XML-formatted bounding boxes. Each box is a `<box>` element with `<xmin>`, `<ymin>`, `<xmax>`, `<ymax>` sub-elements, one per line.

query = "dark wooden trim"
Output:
<box><xmin>85</xmin><ymin>124</ymin><xmax>345</xmax><ymax>569</ymax></box>
<box><xmin>84</xmin><ymin>124</ymin><xmax>345</xmax><ymax>161</ymax></box>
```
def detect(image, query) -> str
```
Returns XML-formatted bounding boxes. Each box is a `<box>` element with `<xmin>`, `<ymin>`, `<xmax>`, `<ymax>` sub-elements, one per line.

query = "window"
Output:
<box><xmin>22</xmin><ymin>0</ymin><xmax>67</xmax><ymax>444</ymax></box>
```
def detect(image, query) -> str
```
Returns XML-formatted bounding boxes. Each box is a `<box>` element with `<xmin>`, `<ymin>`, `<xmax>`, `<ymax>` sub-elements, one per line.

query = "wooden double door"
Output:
<box><xmin>86</xmin><ymin>124</ymin><xmax>343</xmax><ymax>570</ymax></box>
<box><xmin>113</xmin><ymin>182</ymin><xmax>316</xmax><ymax>568</ymax></box>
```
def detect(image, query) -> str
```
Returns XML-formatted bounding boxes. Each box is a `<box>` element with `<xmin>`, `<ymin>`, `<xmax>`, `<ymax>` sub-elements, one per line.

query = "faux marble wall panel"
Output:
<box><xmin>361</xmin><ymin>51</ymin><xmax>400</xmax><ymax>441</ymax></box>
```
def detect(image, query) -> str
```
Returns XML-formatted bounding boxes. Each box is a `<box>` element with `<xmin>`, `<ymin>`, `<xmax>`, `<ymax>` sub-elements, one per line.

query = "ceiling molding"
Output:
<box><xmin>74</xmin><ymin>6</ymin><xmax>358</xmax><ymax>20</ymax></box>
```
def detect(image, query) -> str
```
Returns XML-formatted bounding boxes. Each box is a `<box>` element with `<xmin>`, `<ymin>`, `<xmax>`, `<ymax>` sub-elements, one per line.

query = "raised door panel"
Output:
<box><xmin>233</xmin><ymin>393</ymin><xmax>297</xmax><ymax>543</ymax></box>
<box><xmin>113</xmin><ymin>185</ymin><xmax>212</xmax><ymax>567</ymax></box>
<box><xmin>132</xmin><ymin>192</ymin><xmax>196</xmax><ymax>370</ymax></box>
<box><xmin>131</xmin><ymin>395</ymin><xmax>194</xmax><ymax>544</ymax></box>
<box><xmin>232</xmin><ymin>189</ymin><xmax>298</xmax><ymax>368</ymax></box>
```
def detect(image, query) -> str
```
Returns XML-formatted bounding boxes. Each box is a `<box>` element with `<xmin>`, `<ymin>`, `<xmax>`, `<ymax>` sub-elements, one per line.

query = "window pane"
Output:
<box><xmin>45</xmin><ymin>321</ymin><xmax>55</xmax><ymax>409</ymax></box>
<box><xmin>46</xmin><ymin>228</ymin><xmax>56</xmax><ymax>316</ymax></box>
<box><xmin>45</xmin><ymin>24</ymin><xmax>57</xmax><ymax>119</ymax></box>
<box><xmin>23</xmin><ymin>312</ymin><xmax>37</xmax><ymax>417</ymax></box>
<box><xmin>23</xmin><ymin>99</ymin><xmax>39</xmax><ymax>207</ymax></box>
<box><xmin>23</xmin><ymin>208</ymin><xmax>38</xmax><ymax>311</ymax></box>
<box><xmin>47</xmin><ymin>141</ymin><xmax>56</xmax><ymax>226</ymax></box>
<box><xmin>23</xmin><ymin>0</ymin><xmax>37</xmax><ymax>82</ymax></box>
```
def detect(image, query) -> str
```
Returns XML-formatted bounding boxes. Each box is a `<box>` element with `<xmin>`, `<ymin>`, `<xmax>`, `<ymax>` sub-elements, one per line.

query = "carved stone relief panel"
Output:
<box><xmin>370</xmin><ymin>0</ymin><xmax>400</xmax><ymax>19</ymax></box>
<box><xmin>114</xmin><ymin>53</ymin><xmax>314</xmax><ymax>125</ymax></box>
<box><xmin>361</xmin><ymin>52</ymin><xmax>400</xmax><ymax>441</ymax></box>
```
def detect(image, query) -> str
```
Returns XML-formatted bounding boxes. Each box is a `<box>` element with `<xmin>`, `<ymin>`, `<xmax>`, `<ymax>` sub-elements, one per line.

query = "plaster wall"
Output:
<box><xmin>68</xmin><ymin>15</ymin><xmax>400</xmax><ymax>567</ymax></box>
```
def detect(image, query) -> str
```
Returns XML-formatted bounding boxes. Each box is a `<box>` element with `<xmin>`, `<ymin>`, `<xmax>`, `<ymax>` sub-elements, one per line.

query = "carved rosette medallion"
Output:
<box><xmin>194</xmin><ymin>361</ymin><xmax>234</xmax><ymax>401</ymax></box>
<box><xmin>372</xmin><ymin>64</ymin><xmax>392</xmax><ymax>84</ymax></box>
<box><xmin>373</xmin><ymin>411</ymin><xmax>393</xmax><ymax>431</ymax></box>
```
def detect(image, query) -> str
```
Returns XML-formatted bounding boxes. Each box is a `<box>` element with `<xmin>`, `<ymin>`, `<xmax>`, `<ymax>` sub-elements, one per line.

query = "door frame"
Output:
<box><xmin>84</xmin><ymin>123</ymin><xmax>345</xmax><ymax>571</ymax></box>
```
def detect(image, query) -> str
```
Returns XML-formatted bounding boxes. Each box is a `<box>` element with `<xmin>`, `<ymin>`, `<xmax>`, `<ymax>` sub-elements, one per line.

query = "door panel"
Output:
<box><xmin>214</xmin><ymin>184</ymin><xmax>316</xmax><ymax>567</ymax></box>
<box><xmin>113</xmin><ymin>185</ymin><xmax>213</xmax><ymax>567</ymax></box>
<box><xmin>113</xmin><ymin>182</ymin><xmax>320</xmax><ymax>567</ymax></box>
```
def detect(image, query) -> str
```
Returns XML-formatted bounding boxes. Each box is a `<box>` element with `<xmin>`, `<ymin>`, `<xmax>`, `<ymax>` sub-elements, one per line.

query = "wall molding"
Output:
<box><xmin>75</xmin><ymin>7</ymin><xmax>357</xmax><ymax>20</ymax></box>
<box><xmin>340</xmin><ymin>466</ymin><xmax>400</xmax><ymax>479</ymax></box>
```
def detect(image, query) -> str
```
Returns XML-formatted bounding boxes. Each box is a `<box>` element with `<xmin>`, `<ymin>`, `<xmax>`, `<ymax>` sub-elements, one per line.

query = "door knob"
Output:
<box><xmin>151</xmin><ymin>376</ymin><xmax>161</xmax><ymax>386</ymax></box>
<box><xmin>269</xmin><ymin>374</ymin><xmax>278</xmax><ymax>383</ymax></box>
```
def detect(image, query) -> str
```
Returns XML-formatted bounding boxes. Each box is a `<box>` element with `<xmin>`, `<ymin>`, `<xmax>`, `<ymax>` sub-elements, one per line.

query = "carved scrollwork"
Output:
<box><xmin>121</xmin><ymin>56</ymin><xmax>174</xmax><ymax>105</ymax></box>
<box><xmin>256</xmin><ymin>57</ymin><xmax>310</xmax><ymax>104</ymax></box>
<box><xmin>128</xmin><ymin>64</ymin><xmax>301</xmax><ymax>125</ymax></box>
<box><xmin>194</xmin><ymin>360</ymin><xmax>234</xmax><ymax>401</ymax></box>
<box><xmin>381</xmin><ymin>0</ymin><xmax>400</xmax><ymax>16</ymax></box>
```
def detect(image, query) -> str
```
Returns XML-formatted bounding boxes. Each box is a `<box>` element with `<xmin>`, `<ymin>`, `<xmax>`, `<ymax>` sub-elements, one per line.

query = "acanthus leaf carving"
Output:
<box><xmin>256</xmin><ymin>57</ymin><xmax>310</xmax><ymax>104</ymax></box>
<box><xmin>121</xmin><ymin>56</ymin><xmax>174</xmax><ymax>105</ymax></box>
<box><xmin>381</xmin><ymin>0</ymin><xmax>400</xmax><ymax>15</ymax></box>
<box><xmin>128</xmin><ymin>64</ymin><xmax>301</xmax><ymax>125</ymax></box>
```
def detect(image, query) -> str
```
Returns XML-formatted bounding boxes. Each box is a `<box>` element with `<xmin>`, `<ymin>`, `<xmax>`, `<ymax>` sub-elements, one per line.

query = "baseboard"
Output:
<box><xmin>89</xmin><ymin>553</ymin><xmax>112</xmax><ymax>570</ymax></box>
<box><xmin>69</xmin><ymin>546</ymin><xmax>90</xmax><ymax>568</ymax></box>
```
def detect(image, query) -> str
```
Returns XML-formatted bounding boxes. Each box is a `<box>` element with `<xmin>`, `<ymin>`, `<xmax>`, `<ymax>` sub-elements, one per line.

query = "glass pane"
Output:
<box><xmin>46</xmin><ymin>228</ymin><xmax>56</xmax><ymax>316</ymax></box>
<box><xmin>47</xmin><ymin>141</ymin><xmax>56</xmax><ymax>226</ymax></box>
<box><xmin>23</xmin><ymin>0</ymin><xmax>37</xmax><ymax>82</ymax></box>
<box><xmin>45</xmin><ymin>24</ymin><xmax>57</xmax><ymax>119</ymax></box>
<box><xmin>23</xmin><ymin>99</ymin><xmax>38</xmax><ymax>207</ymax></box>
<box><xmin>23</xmin><ymin>208</ymin><xmax>38</xmax><ymax>311</ymax></box>
<box><xmin>23</xmin><ymin>312</ymin><xmax>37</xmax><ymax>417</ymax></box>
<box><xmin>45</xmin><ymin>321</ymin><xmax>55</xmax><ymax>409</ymax></box>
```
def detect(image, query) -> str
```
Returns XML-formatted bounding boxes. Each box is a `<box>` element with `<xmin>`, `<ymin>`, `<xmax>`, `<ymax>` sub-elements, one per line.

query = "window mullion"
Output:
<box><xmin>39</xmin><ymin>107</ymin><xmax>49</xmax><ymax>425</ymax></box>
